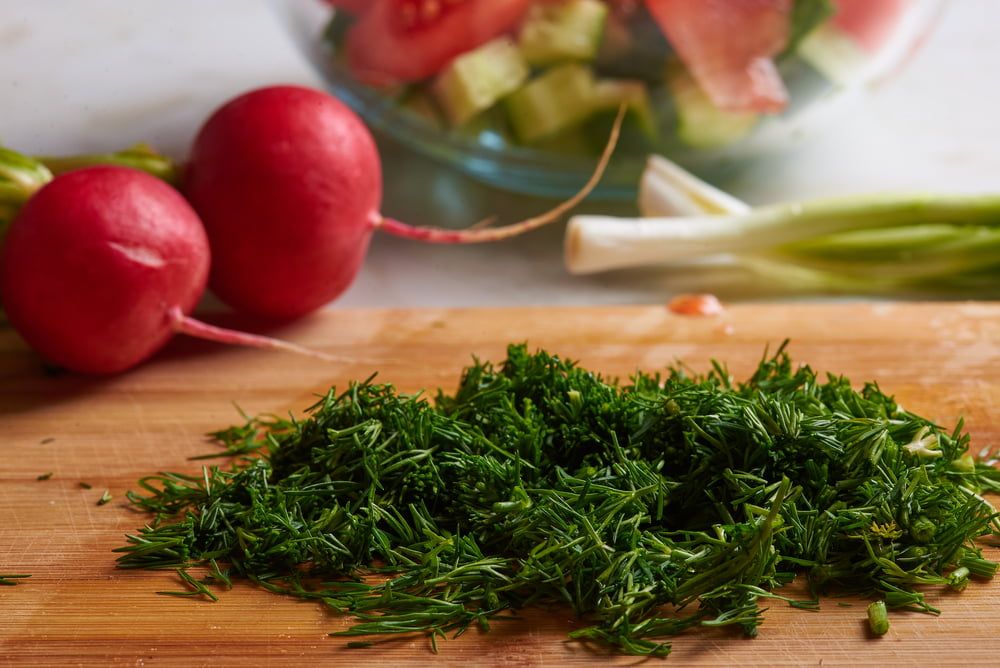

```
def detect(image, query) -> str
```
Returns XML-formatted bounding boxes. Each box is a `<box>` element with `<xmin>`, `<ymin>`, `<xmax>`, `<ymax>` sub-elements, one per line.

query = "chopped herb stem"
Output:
<box><xmin>867</xmin><ymin>600</ymin><xmax>889</xmax><ymax>636</ymax></box>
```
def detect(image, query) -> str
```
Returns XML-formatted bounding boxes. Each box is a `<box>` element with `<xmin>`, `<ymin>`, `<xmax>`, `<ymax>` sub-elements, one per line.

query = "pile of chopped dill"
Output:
<box><xmin>116</xmin><ymin>344</ymin><xmax>1000</xmax><ymax>657</ymax></box>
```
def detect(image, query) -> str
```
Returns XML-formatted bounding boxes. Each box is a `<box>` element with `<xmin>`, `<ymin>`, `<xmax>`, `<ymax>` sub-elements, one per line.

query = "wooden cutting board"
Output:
<box><xmin>2</xmin><ymin>303</ymin><xmax>999</xmax><ymax>667</ymax></box>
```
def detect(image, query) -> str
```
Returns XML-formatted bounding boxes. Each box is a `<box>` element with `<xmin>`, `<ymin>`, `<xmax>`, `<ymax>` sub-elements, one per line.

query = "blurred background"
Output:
<box><xmin>2</xmin><ymin>0</ymin><xmax>996</xmax><ymax>306</ymax></box>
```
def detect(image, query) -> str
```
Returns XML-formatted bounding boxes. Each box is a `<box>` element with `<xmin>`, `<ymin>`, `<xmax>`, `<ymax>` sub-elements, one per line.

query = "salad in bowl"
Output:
<box><xmin>276</xmin><ymin>0</ymin><xmax>940</xmax><ymax>197</ymax></box>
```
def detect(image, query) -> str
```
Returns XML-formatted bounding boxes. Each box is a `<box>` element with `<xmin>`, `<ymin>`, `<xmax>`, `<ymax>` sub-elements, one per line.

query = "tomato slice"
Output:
<box><xmin>832</xmin><ymin>0</ymin><xmax>908</xmax><ymax>52</ymax></box>
<box><xmin>345</xmin><ymin>0</ymin><xmax>534</xmax><ymax>86</ymax></box>
<box><xmin>644</xmin><ymin>0</ymin><xmax>792</xmax><ymax>114</ymax></box>
<box><xmin>667</xmin><ymin>294</ymin><xmax>724</xmax><ymax>317</ymax></box>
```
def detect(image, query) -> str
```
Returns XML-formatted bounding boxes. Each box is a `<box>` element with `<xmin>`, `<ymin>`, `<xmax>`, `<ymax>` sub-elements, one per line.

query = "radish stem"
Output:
<box><xmin>167</xmin><ymin>307</ymin><xmax>350</xmax><ymax>363</ymax></box>
<box><xmin>1</xmin><ymin>144</ymin><xmax>179</xmax><ymax>232</ymax></box>
<box><xmin>375</xmin><ymin>106</ymin><xmax>625</xmax><ymax>244</ymax></box>
<box><xmin>0</xmin><ymin>148</ymin><xmax>53</xmax><ymax>232</ymax></box>
<box><xmin>0</xmin><ymin>147</ymin><xmax>53</xmax><ymax>202</ymax></box>
<box><xmin>37</xmin><ymin>144</ymin><xmax>179</xmax><ymax>184</ymax></box>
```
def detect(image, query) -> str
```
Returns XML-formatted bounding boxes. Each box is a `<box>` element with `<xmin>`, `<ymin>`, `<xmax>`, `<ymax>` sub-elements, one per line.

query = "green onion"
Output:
<box><xmin>568</xmin><ymin>156</ymin><xmax>1000</xmax><ymax>297</ymax></box>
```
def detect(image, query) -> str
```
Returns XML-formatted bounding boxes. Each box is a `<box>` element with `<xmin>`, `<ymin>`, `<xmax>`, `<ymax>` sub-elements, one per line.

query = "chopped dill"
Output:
<box><xmin>116</xmin><ymin>344</ymin><xmax>1000</xmax><ymax>657</ymax></box>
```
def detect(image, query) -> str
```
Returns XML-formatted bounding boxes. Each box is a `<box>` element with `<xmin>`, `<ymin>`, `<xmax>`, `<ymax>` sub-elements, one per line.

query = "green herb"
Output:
<box><xmin>187</xmin><ymin>409</ymin><xmax>278</xmax><ymax>461</ymax></box>
<box><xmin>0</xmin><ymin>147</ymin><xmax>52</xmax><ymax>233</ymax></box>
<box><xmin>0</xmin><ymin>144</ymin><xmax>176</xmax><ymax>234</ymax></box>
<box><xmin>156</xmin><ymin>568</ymin><xmax>219</xmax><ymax>602</ymax></box>
<box><xmin>116</xmin><ymin>344</ymin><xmax>999</xmax><ymax>657</ymax></box>
<box><xmin>97</xmin><ymin>490</ymin><xmax>112</xmax><ymax>506</ymax></box>
<box><xmin>36</xmin><ymin>143</ymin><xmax>177</xmax><ymax>185</ymax></box>
<box><xmin>36</xmin><ymin>472</ymin><xmax>53</xmax><ymax>481</ymax></box>
<box><xmin>867</xmin><ymin>600</ymin><xmax>889</xmax><ymax>636</ymax></box>
<box><xmin>0</xmin><ymin>574</ymin><xmax>31</xmax><ymax>586</ymax></box>
<box><xmin>79</xmin><ymin>482</ymin><xmax>93</xmax><ymax>490</ymax></box>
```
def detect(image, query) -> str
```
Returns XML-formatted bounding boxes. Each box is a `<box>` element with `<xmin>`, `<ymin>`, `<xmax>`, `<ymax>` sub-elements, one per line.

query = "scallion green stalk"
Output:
<box><xmin>566</xmin><ymin>155</ymin><xmax>1000</xmax><ymax>297</ymax></box>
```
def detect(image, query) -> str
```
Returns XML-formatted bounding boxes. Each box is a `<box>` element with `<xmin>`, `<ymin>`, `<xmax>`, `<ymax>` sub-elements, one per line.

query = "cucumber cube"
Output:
<box><xmin>593</xmin><ymin>79</ymin><xmax>657</xmax><ymax>139</ymax></box>
<box><xmin>666</xmin><ymin>62</ymin><xmax>758</xmax><ymax>148</ymax></box>
<box><xmin>518</xmin><ymin>0</ymin><xmax>609</xmax><ymax>67</ymax></box>
<box><xmin>505</xmin><ymin>64</ymin><xmax>597</xmax><ymax>143</ymax></box>
<box><xmin>798</xmin><ymin>23</ymin><xmax>870</xmax><ymax>86</ymax></box>
<box><xmin>399</xmin><ymin>90</ymin><xmax>445</xmax><ymax>130</ymax></box>
<box><xmin>432</xmin><ymin>38</ymin><xmax>529</xmax><ymax>127</ymax></box>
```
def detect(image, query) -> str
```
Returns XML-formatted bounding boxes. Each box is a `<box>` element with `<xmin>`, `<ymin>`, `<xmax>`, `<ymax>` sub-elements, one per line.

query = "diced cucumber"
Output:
<box><xmin>666</xmin><ymin>62</ymin><xmax>758</xmax><ymax>149</ymax></box>
<box><xmin>592</xmin><ymin>79</ymin><xmax>657</xmax><ymax>139</ymax></box>
<box><xmin>518</xmin><ymin>0</ymin><xmax>609</xmax><ymax>67</ymax></box>
<box><xmin>782</xmin><ymin>0</ymin><xmax>836</xmax><ymax>57</ymax></box>
<box><xmin>322</xmin><ymin>11</ymin><xmax>355</xmax><ymax>50</ymax></box>
<box><xmin>398</xmin><ymin>90</ymin><xmax>445</xmax><ymax>130</ymax></box>
<box><xmin>594</xmin><ymin>9</ymin><xmax>673</xmax><ymax>84</ymax></box>
<box><xmin>505</xmin><ymin>64</ymin><xmax>597</xmax><ymax>143</ymax></box>
<box><xmin>431</xmin><ymin>38</ymin><xmax>529</xmax><ymax>127</ymax></box>
<box><xmin>798</xmin><ymin>23</ymin><xmax>869</xmax><ymax>86</ymax></box>
<box><xmin>460</xmin><ymin>105</ymin><xmax>515</xmax><ymax>148</ymax></box>
<box><xmin>532</xmin><ymin>127</ymin><xmax>601</xmax><ymax>157</ymax></box>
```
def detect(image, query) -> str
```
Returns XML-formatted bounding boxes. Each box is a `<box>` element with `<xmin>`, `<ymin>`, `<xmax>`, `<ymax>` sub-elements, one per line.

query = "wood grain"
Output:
<box><xmin>1</xmin><ymin>303</ymin><xmax>999</xmax><ymax>667</ymax></box>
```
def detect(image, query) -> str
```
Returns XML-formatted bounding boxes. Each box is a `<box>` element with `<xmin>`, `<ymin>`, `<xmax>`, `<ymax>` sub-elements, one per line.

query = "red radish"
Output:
<box><xmin>345</xmin><ymin>0</ymin><xmax>534</xmax><ymax>85</ymax></box>
<box><xmin>644</xmin><ymin>0</ymin><xmax>792</xmax><ymax>113</ymax></box>
<box><xmin>0</xmin><ymin>166</ymin><xmax>345</xmax><ymax>375</ymax></box>
<box><xmin>184</xmin><ymin>85</ymin><xmax>621</xmax><ymax>320</ymax></box>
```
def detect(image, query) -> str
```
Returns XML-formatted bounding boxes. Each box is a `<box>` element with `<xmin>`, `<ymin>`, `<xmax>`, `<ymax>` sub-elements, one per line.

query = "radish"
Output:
<box><xmin>0</xmin><ymin>165</ymin><xmax>345</xmax><ymax>375</ymax></box>
<box><xmin>184</xmin><ymin>85</ymin><xmax>621</xmax><ymax>320</ymax></box>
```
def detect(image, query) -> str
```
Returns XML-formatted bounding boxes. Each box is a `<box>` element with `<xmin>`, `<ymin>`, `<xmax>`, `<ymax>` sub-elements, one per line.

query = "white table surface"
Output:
<box><xmin>2</xmin><ymin>0</ymin><xmax>996</xmax><ymax>308</ymax></box>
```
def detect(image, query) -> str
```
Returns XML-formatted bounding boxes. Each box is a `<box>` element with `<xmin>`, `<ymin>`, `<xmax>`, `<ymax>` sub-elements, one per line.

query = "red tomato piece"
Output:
<box><xmin>644</xmin><ymin>0</ymin><xmax>792</xmax><ymax>113</ymax></box>
<box><xmin>667</xmin><ymin>293</ymin><xmax>725</xmax><ymax>317</ymax></box>
<box><xmin>345</xmin><ymin>0</ymin><xmax>534</xmax><ymax>86</ymax></box>
<box><xmin>833</xmin><ymin>0</ymin><xmax>909</xmax><ymax>52</ymax></box>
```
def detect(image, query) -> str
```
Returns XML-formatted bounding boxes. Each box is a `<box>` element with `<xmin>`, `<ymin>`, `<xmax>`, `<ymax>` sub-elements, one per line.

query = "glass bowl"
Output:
<box><xmin>271</xmin><ymin>0</ymin><xmax>943</xmax><ymax>199</ymax></box>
